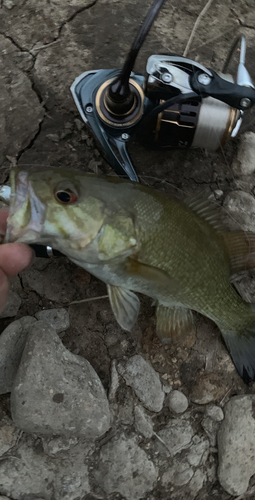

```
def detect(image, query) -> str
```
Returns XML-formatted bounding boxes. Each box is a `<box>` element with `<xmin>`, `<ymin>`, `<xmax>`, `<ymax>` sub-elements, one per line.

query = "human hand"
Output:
<box><xmin>0</xmin><ymin>210</ymin><xmax>34</xmax><ymax>313</ymax></box>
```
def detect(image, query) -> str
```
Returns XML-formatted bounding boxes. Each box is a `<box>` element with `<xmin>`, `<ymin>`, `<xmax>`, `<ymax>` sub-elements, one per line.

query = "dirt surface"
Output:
<box><xmin>1</xmin><ymin>0</ymin><xmax>255</xmax><ymax>499</ymax></box>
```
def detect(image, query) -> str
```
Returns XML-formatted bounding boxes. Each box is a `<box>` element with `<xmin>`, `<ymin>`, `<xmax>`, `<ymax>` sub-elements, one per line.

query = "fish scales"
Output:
<box><xmin>4</xmin><ymin>167</ymin><xmax>255</xmax><ymax>382</ymax></box>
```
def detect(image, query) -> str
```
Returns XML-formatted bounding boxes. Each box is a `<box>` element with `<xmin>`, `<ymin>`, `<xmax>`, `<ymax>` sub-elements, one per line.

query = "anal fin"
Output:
<box><xmin>107</xmin><ymin>284</ymin><xmax>140</xmax><ymax>332</ymax></box>
<box><xmin>156</xmin><ymin>304</ymin><xmax>194</xmax><ymax>343</ymax></box>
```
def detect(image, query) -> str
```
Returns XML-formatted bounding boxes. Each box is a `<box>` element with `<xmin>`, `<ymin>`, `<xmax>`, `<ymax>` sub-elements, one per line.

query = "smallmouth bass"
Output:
<box><xmin>4</xmin><ymin>167</ymin><xmax>255</xmax><ymax>382</ymax></box>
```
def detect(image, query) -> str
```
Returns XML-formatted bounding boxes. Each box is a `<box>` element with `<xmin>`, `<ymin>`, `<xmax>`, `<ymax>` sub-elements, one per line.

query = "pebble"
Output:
<box><xmin>134</xmin><ymin>405</ymin><xmax>154</xmax><ymax>439</ymax></box>
<box><xmin>35</xmin><ymin>308</ymin><xmax>70</xmax><ymax>333</ymax></box>
<box><xmin>0</xmin><ymin>316</ymin><xmax>37</xmax><ymax>394</ymax></box>
<box><xmin>11</xmin><ymin>322</ymin><xmax>111</xmax><ymax>438</ymax></box>
<box><xmin>205</xmin><ymin>404</ymin><xmax>224</xmax><ymax>422</ymax></box>
<box><xmin>217</xmin><ymin>395</ymin><xmax>255</xmax><ymax>496</ymax></box>
<box><xmin>168</xmin><ymin>390</ymin><xmax>188</xmax><ymax>414</ymax></box>
<box><xmin>232</xmin><ymin>131</ymin><xmax>255</xmax><ymax>176</ymax></box>
<box><xmin>117</xmin><ymin>355</ymin><xmax>164</xmax><ymax>412</ymax></box>
<box><xmin>157</xmin><ymin>420</ymin><xmax>195</xmax><ymax>456</ymax></box>
<box><xmin>93</xmin><ymin>435</ymin><xmax>158</xmax><ymax>500</ymax></box>
<box><xmin>0</xmin><ymin>291</ymin><xmax>22</xmax><ymax>318</ymax></box>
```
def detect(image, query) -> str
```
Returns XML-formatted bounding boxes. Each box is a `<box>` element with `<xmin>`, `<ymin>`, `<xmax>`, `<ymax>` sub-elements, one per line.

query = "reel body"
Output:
<box><xmin>71</xmin><ymin>0</ymin><xmax>255</xmax><ymax>182</ymax></box>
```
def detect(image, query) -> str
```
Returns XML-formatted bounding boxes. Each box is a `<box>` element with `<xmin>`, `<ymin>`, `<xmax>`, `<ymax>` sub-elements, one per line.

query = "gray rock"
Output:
<box><xmin>168</xmin><ymin>390</ymin><xmax>188</xmax><ymax>414</ymax></box>
<box><xmin>0</xmin><ymin>316</ymin><xmax>37</xmax><ymax>394</ymax></box>
<box><xmin>11</xmin><ymin>322</ymin><xmax>111</xmax><ymax>437</ymax></box>
<box><xmin>0</xmin><ymin>438</ymin><xmax>55</xmax><ymax>499</ymax></box>
<box><xmin>0</xmin><ymin>496</ymin><xmax>12</xmax><ymax>500</ymax></box>
<box><xmin>53</xmin><ymin>442</ymin><xmax>91</xmax><ymax>500</ymax></box>
<box><xmin>0</xmin><ymin>421</ymin><xmax>18</xmax><ymax>456</ymax></box>
<box><xmin>157</xmin><ymin>420</ymin><xmax>195</xmax><ymax>456</ymax></box>
<box><xmin>42</xmin><ymin>436</ymin><xmax>79</xmax><ymax>456</ymax></box>
<box><xmin>35</xmin><ymin>308</ymin><xmax>70</xmax><ymax>333</ymax></box>
<box><xmin>188</xmin><ymin>469</ymin><xmax>206</xmax><ymax>496</ymax></box>
<box><xmin>162</xmin><ymin>461</ymin><xmax>194</xmax><ymax>487</ymax></box>
<box><xmin>0</xmin><ymin>435</ymin><xmax>92</xmax><ymax>499</ymax></box>
<box><xmin>186</xmin><ymin>435</ymin><xmax>209</xmax><ymax>467</ymax></box>
<box><xmin>118</xmin><ymin>355</ymin><xmax>164</xmax><ymax>412</ymax></box>
<box><xmin>223</xmin><ymin>191</ymin><xmax>255</xmax><ymax>232</ymax></box>
<box><xmin>134</xmin><ymin>405</ymin><xmax>154</xmax><ymax>439</ymax></box>
<box><xmin>94</xmin><ymin>435</ymin><xmax>158</xmax><ymax>500</ymax></box>
<box><xmin>205</xmin><ymin>404</ymin><xmax>224</xmax><ymax>422</ymax></box>
<box><xmin>0</xmin><ymin>291</ymin><xmax>21</xmax><ymax>318</ymax></box>
<box><xmin>201</xmin><ymin>415</ymin><xmax>220</xmax><ymax>447</ymax></box>
<box><xmin>217</xmin><ymin>395</ymin><xmax>255</xmax><ymax>496</ymax></box>
<box><xmin>232</xmin><ymin>132</ymin><xmax>255</xmax><ymax>176</ymax></box>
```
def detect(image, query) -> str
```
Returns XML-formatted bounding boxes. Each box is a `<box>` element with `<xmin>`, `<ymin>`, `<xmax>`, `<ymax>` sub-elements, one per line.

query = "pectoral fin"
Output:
<box><xmin>107</xmin><ymin>284</ymin><xmax>140</xmax><ymax>331</ymax></box>
<box><xmin>156</xmin><ymin>304</ymin><xmax>194</xmax><ymax>343</ymax></box>
<box><xmin>127</xmin><ymin>258</ymin><xmax>179</xmax><ymax>292</ymax></box>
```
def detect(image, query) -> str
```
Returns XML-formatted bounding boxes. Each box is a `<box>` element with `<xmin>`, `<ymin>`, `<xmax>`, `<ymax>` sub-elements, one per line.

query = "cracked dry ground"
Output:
<box><xmin>1</xmin><ymin>0</ymin><xmax>255</xmax><ymax>499</ymax></box>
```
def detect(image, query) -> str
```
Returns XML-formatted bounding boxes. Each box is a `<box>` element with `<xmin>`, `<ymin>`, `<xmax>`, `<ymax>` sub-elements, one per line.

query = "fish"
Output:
<box><xmin>4</xmin><ymin>167</ymin><xmax>255</xmax><ymax>382</ymax></box>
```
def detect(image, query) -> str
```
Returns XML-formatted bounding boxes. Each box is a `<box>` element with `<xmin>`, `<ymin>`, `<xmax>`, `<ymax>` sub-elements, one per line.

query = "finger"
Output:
<box><xmin>0</xmin><ymin>210</ymin><xmax>9</xmax><ymax>234</ymax></box>
<box><xmin>0</xmin><ymin>243</ymin><xmax>34</xmax><ymax>276</ymax></box>
<box><xmin>0</xmin><ymin>268</ymin><xmax>10</xmax><ymax>313</ymax></box>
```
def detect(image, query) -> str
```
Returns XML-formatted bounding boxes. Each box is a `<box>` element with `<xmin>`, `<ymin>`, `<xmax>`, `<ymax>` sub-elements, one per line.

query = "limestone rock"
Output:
<box><xmin>218</xmin><ymin>395</ymin><xmax>255</xmax><ymax>496</ymax></box>
<box><xmin>157</xmin><ymin>420</ymin><xmax>195</xmax><ymax>456</ymax></box>
<box><xmin>118</xmin><ymin>355</ymin><xmax>164</xmax><ymax>412</ymax></box>
<box><xmin>205</xmin><ymin>404</ymin><xmax>224</xmax><ymax>422</ymax></box>
<box><xmin>168</xmin><ymin>390</ymin><xmax>188</xmax><ymax>414</ymax></box>
<box><xmin>0</xmin><ymin>291</ymin><xmax>21</xmax><ymax>318</ymax></box>
<box><xmin>0</xmin><ymin>421</ymin><xmax>18</xmax><ymax>456</ymax></box>
<box><xmin>232</xmin><ymin>132</ymin><xmax>255</xmax><ymax>176</ymax></box>
<box><xmin>0</xmin><ymin>316</ymin><xmax>37</xmax><ymax>394</ymax></box>
<box><xmin>186</xmin><ymin>435</ymin><xmax>209</xmax><ymax>467</ymax></box>
<box><xmin>223</xmin><ymin>191</ymin><xmax>255</xmax><ymax>232</ymax></box>
<box><xmin>93</xmin><ymin>435</ymin><xmax>158</xmax><ymax>500</ymax></box>
<box><xmin>162</xmin><ymin>460</ymin><xmax>194</xmax><ymax>486</ymax></box>
<box><xmin>35</xmin><ymin>308</ymin><xmax>70</xmax><ymax>333</ymax></box>
<box><xmin>134</xmin><ymin>405</ymin><xmax>154</xmax><ymax>439</ymax></box>
<box><xmin>11</xmin><ymin>322</ymin><xmax>110</xmax><ymax>437</ymax></box>
<box><xmin>0</xmin><ymin>439</ymin><xmax>55</xmax><ymax>499</ymax></box>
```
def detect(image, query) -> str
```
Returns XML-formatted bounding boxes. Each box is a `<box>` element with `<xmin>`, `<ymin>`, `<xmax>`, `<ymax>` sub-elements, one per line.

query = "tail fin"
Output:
<box><xmin>222</xmin><ymin>326</ymin><xmax>255</xmax><ymax>383</ymax></box>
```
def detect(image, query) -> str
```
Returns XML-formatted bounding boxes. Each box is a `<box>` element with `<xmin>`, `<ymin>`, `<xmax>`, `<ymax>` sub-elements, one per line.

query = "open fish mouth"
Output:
<box><xmin>4</xmin><ymin>170</ymin><xmax>46</xmax><ymax>244</ymax></box>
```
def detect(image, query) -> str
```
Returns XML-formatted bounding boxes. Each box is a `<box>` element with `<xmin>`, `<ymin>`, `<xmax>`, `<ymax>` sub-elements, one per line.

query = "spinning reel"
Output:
<box><xmin>71</xmin><ymin>0</ymin><xmax>255</xmax><ymax>182</ymax></box>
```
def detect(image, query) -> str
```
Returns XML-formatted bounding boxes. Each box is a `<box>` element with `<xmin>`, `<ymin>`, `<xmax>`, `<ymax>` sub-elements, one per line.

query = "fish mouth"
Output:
<box><xmin>5</xmin><ymin>170</ymin><xmax>46</xmax><ymax>244</ymax></box>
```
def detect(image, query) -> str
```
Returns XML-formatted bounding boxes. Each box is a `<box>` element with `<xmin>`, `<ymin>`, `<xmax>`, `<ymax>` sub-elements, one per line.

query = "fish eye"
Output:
<box><xmin>55</xmin><ymin>189</ymin><xmax>78</xmax><ymax>204</ymax></box>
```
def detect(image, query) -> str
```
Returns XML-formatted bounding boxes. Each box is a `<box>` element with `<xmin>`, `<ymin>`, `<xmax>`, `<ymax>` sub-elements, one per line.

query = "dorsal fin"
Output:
<box><xmin>223</xmin><ymin>231</ymin><xmax>255</xmax><ymax>274</ymax></box>
<box><xmin>186</xmin><ymin>194</ymin><xmax>224</xmax><ymax>231</ymax></box>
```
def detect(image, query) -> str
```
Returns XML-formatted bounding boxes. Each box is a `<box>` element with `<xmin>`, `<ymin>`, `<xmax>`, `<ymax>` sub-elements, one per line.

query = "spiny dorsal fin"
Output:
<box><xmin>223</xmin><ymin>231</ymin><xmax>255</xmax><ymax>274</ymax></box>
<box><xmin>107</xmin><ymin>284</ymin><xmax>140</xmax><ymax>332</ymax></box>
<box><xmin>156</xmin><ymin>304</ymin><xmax>194</xmax><ymax>343</ymax></box>
<box><xmin>186</xmin><ymin>194</ymin><xmax>224</xmax><ymax>231</ymax></box>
